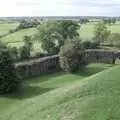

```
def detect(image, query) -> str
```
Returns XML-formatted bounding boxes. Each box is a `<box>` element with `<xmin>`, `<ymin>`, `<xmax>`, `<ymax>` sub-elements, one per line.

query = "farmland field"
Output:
<box><xmin>80</xmin><ymin>22</ymin><xmax>120</xmax><ymax>40</ymax></box>
<box><xmin>1</xmin><ymin>28</ymin><xmax>37</xmax><ymax>44</ymax></box>
<box><xmin>0</xmin><ymin>22</ymin><xmax>19</xmax><ymax>36</ymax></box>
<box><xmin>0</xmin><ymin>21</ymin><xmax>120</xmax><ymax>53</ymax></box>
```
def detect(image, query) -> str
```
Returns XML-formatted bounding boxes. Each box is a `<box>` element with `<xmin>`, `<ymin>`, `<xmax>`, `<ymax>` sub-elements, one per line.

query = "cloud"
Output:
<box><xmin>0</xmin><ymin>0</ymin><xmax>120</xmax><ymax>16</ymax></box>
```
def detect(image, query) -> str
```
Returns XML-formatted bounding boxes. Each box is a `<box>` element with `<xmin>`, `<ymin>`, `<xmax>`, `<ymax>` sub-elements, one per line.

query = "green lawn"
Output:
<box><xmin>0</xmin><ymin>22</ymin><xmax>19</xmax><ymax>36</ymax></box>
<box><xmin>0</xmin><ymin>63</ymin><xmax>113</xmax><ymax>120</ymax></box>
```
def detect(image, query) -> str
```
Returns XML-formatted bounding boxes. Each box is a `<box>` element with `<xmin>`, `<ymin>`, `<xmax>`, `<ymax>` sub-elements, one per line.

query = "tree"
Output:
<box><xmin>57</xmin><ymin>20</ymin><xmax>80</xmax><ymax>39</ymax></box>
<box><xmin>111</xmin><ymin>18</ymin><xmax>116</xmax><ymax>24</ymax></box>
<box><xmin>9</xmin><ymin>47</ymin><xmax>18</xmax><ymax>61</ymax></box>
<box><xmin>93</xmin><ymin>22</ymin><xmax>111</xmax><ymax>45</ymax></box>
<box><xmin>17</xmin><ymin>18</ymin><xmax>40</xmax><ymax>30</ymax></box>
<box><xmin>0</xmin><ymin>50</ymin><xmax>21</xmax><ymax>94</ymax></box>
<box><xmin>60</xmin><ymin>37</ymin><xmax>85</xmax><ymax>73</ymax></box>
<box><xmin>20</xmin><ymin>36</ymin><xmax>33</xmax><ymax>60</ymax></box>
<box><xmin>79</xmin><ymin>18</ymin><xmax>89</xmax><ymax>24</ymax></box>
<box><xmin>108</xmin><ymin>33</ymin><xmax>120</xmax><ymax>47</ymax></box>
<box><xmin>35</xmin><ymin>20</ymin><xmax>80</xmax><ymax>53</ymax></box>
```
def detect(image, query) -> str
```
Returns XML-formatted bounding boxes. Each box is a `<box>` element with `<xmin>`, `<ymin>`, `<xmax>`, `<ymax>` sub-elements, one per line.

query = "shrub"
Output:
<box><xmin>0</xmin><ymin>50</ymin><xmax>21</xmax><ymax>94</ymax></box>
<box><xmin>82</xmin><ymin>40</ymin><xmax>99</xmax><ymax>49</ymax></box>
<box><xmin>60</xmin><ymin>38</ymin><xmax>85</xmax><ymax>73</ymax></box>
<box><xmin>9</xmin><ymin>47</ymin><xmax>18</xmax><ymax>61</ymax></box>
<box><xmin>20</xmin><ymin>36</ymin><xmax>33</xmax><ymax>60</ymax></box>
<box><xmin>20</xmin><ymin>46</ymin><xmax>30</xmax><ymax>60</ymax></box>
<box><xmin>17</xmin><ymin>19</ymin><xmax>40</xmax><ymax>30</ymax></box>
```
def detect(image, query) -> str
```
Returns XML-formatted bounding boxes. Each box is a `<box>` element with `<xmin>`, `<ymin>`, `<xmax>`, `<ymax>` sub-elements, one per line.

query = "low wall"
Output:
<box><xmin>15</xmin><ymin>50</ymin><xmax>120</xmax><ymax>79</ymax></box>
<box><xmin>15</xmin><ymin>55</ymin><xmax>60</xmax><ymax>79</ymax></box>
<box><xmin>84</xmin><ymin>50</ymin><xmax>119</xmax><ymax>63</ymax></box>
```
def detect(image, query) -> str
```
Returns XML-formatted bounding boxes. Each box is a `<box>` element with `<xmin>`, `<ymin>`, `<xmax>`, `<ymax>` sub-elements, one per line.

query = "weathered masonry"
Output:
<box><xmin>15</xmin><ymin>55</ymin><xmax>60</xmax><ymax>79</ymax></box>
<box><xmin>15</xmin><ymin>50</ymin><xmax>120</xmax><ymax>79</ymax></box>
<box><xmin>84</xmin><ymin>49</ymin><xmax>120</xmax><ymax>64</ymax></box>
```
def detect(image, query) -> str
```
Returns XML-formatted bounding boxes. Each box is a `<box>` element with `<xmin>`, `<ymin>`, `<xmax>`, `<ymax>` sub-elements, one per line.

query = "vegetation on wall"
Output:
<box><xmin>60</xmin><ymin>37</ymin><xmax>85</xmax><ymax>73</ymax></box>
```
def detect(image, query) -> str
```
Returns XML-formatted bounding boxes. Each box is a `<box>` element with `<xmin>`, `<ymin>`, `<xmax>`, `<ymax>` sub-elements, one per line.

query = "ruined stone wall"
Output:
<box><xmin>15</xmin><ymin>55</ymin><xmax>60</xmax><ymax>79</ymax></box>
<box><xmin>15</xmin><ymin>50</ymin><xmax>120</xmax><ymax>79</ymax></box>
<box><xmin>84</xmin><ymin>50</ymin><xmax>118</xmax><ymax>64</ymax></box>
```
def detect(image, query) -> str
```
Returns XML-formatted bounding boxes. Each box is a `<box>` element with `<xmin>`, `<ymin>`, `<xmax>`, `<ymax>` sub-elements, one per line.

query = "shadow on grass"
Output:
<box><xmin>1</xmin><ymin>86</ymin><xmax>54</xmax><ymax>100</ymax></box>
<box><xmin>0</xmin><ymin>63</ymin><xmax>113</xmax><ymax>100</ymax></box>
<box><xmin>71</xmin><ymin>64</ymin><xmax>113</xmax><ymax>77</ymax></box>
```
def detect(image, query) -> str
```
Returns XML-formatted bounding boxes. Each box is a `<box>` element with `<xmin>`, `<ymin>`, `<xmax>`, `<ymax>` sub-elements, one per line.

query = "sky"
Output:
<box><xmin>0</xmin><ymin>0</ymin><xmax>120</xmax><ymax>17</ymax></box>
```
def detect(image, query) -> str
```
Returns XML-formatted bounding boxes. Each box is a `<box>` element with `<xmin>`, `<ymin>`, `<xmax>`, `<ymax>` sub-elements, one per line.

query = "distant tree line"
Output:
<box><xmin>102</xmin><ymin>18</ymin><xmax>116</xmax><ymax>24</ymax></box>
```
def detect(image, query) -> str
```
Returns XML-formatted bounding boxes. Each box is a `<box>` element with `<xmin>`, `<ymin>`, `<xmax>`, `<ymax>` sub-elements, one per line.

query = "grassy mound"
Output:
<box><xmin>0</xmin><ymin>64</ymin><xmax>119</xmax><ymax>120</ymax></box>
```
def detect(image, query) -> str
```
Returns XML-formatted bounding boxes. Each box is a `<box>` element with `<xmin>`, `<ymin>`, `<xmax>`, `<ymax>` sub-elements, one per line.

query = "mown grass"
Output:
<box><xmin>0</xmin><ymin>63</ymin><xmax>113</xmax><ymax>120</ymax></box>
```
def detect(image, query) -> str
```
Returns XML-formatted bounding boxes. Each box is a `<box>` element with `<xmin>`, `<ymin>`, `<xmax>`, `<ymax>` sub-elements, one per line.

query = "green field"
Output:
<box><xmin>1</xmin><ymin>28</ymin><xmax>37</xmax><ymax>44</ymax></box>
<box><xmin>80</xmin><ymin>22</ymin><xmax>120</xmax><ymax>40</ymax></box>
<box><xmin>0</xmin><ymin>21</ymin><xmax>120</xmax><ymax>120</ymax></box>
<box><xmin>0</xmin><ymin>63</ymin><xmax>114</xmax><ymax>120</ymax></box>
<box><xmin>0</xmin><ymin>22</ymin><xmax>19</xmax><ymax>36</ymax></box>
<box><xmin>0</xmin><ymin>22</ymin><xmax>120</xmax><ymax>53</ymax></box>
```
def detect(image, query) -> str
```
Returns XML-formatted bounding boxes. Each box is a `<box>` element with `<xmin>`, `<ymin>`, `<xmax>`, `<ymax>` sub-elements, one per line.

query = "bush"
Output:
<box><xmin>82</xmin><ymin>40</ymin><xmax>99</xmax><ymax>49</ymax></box>
<box><xmin>20</xmin><ymin>36</ymin><xmax>33</xmax><ymax>60</ymax></box>
<box><xmin>60</xmin><ymin>38</ymin><xmax>85</xmax><ymax>73</ymax></box>
<box><xmin>17</xmin><ymin>19</ymin><xmax>40</xmax><ymax>30</ymax></box>
<box><xmin>9</xmin><ymin>29</ymin><xmax>15</xmax><ymax>33</ymax></box>
<box><xmin>0</xmin><ymin>50</ymin><xmax>21</xmax><ymax>94</ymax></box>
<box><xmin>9</xmin><ymin>47</ymin><xmax>18</xmax><ymax>61</ymax></box>
<box><xmin>20</xmin><ymin>46</ymin><xmax>30</xmax><ymax>60</ymax></box>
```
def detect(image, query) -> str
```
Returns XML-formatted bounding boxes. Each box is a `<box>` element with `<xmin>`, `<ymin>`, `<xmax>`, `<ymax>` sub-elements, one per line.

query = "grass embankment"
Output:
<box><xmin>0</xmin><ymin>63</ymin><xmax>114</xmax><ymax>120</ymax></box>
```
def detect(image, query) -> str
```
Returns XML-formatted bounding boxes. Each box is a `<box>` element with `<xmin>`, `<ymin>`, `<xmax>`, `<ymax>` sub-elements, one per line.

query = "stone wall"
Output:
<box><xmin>15</xmin><ymin>50</ymin><xmax>120</xmax><ymax>79</ymax></box>
<box><xmin>85</xmin><ymin>50</ymin><xmax>116</xmax><ymax>63</ymax></box>
<box><xmin>84</xmin><ymin>49</ymin><xmax>119</xmax><ymax>64</ymax></box>
<box><xmin>15</xmin><ymin>55</ymin><xmax>60</xmax><ymax>79</ymax></box>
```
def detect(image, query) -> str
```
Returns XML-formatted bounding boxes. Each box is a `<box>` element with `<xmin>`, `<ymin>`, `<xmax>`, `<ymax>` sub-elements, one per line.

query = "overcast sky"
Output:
<box><xmin>0</xmin><ymin>0</ymin><xmax>120</xmax><ymax>16</ymax></box>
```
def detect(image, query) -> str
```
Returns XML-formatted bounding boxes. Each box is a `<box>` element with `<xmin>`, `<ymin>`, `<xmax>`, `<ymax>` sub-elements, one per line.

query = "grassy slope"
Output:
<box><xmin>1</xmin><ymin>28</ymin><xmax>42</xmax><ymax>53</ymax></box>
<box><xmin>1</xmin><ymin>28</ymin><xmax>37</xmax><ymax>44</ymax></box>
<box><xmin>0</xmin><ymin>63</ymin><xmax>114</xmax><ymax>120</ymax></box>
<box><xmin>0</xmin><ymin>22</ymin><xmax>19</xmax><ymax>36</ymax></box>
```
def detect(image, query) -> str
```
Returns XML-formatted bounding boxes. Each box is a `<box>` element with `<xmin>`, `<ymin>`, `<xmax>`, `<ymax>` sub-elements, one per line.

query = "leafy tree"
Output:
<box><xmin>20</xmin><ymin>36</ymin><xmax>33</xmax><ymax>60</ymax></box>
<box><xmin>60</xmin><ymin>37</ymin><xmax>85</xmax><ymax>73</ymax></box>
<box><xmin>9</xmin><ymin>47</ymin><xmax>18</xmax><ymax>61</ymax></box>
<box><xmin>17</xmin><ymin>18</ymin><xmax>40</xmax><ymax>30</ymax></box>
<box><xmin>103</xmin><ymin>18</ymin><xmax>116</xmax><ymax>24</ymax></box>
<box><xmin>0</xmin><ymin>50</ymin><xmax>21</xmax><ymax>94</ymax></box>
<box><xmin>57</xmin><ymin>20</ymin><xmax>80</xmax><ymax>39</ymax></box>
<box><xmin>79</xmin><ymin>18</ymin><xmax>89</xmax><ymax>24</ymax></box>
<box><xmin>23</xmin><ymin>36</ymin><xmax>33</xmax><ymax>52</ymax></box>
<box><xmin>108</xmin><ymin>33</ymin><xmax>120</xmax><ymax>47</ymax></box>
<box><xmin>0</xmin><ymin>41</ymin><xmax>7</xmax><ymax>50</ymax></box>
<box><xmin>35</xmin><ymin>20</ymin><xmax>80</xmax><ymax>53</ymax></box>
<box><xmin>82</xmin><ymin>40</ymin><xmax>99</xmax><ymax>49</ymax></box>
<box><xmin>111</xmin><ymin>18</ymin><xmax>116</xmax><ymax>24</ymax></box>
<box><xmin>93</xmin><ymin>22</ymin><xmax>111</xmax><ymax>45</ymax></box>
